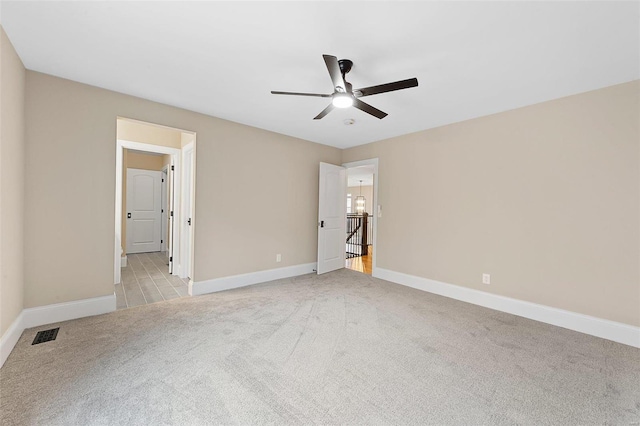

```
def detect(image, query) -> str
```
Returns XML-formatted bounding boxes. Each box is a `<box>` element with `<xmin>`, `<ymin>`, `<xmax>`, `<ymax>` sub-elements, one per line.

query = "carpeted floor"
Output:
<box><xmin>1</xmin><ymin>269</ymin><xmax>639</xmax><ymax>425</ymax></box>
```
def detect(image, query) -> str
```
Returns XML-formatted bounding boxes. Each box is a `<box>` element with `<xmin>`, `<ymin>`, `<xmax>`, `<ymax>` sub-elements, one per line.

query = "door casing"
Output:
<box><xmin>181</xmin><ymin>141</ymin><xmax>195</xmax><ymax>281</ymax></box>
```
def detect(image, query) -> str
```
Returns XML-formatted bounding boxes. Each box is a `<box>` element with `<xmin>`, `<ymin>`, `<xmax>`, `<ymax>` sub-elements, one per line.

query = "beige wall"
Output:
<box><xmin>343</xmin><ymin>81</ymin><xmax>640</xmax><ymax>327</ymax></box>
<box><xmin>347</xmin><ymin>185</ymin><xmax>374</xmax><ymax>215</ymax></box>
<box><xmin>15</xmin><ymin>48</ymin><xmax>638</xmax><ymax>328</ymax></box>
<box><xmin>0</xmin><ymin>27</ymin><xmax>26</xmax><ymax>337</ymax></box>
<box><xmin>121</xmin><ymin>150</ymin><xmax>166</xmax><ymax>255</ymax></box>
<box><xmin>117</xmin><ymin>118</ymin><xmax>182</xmax><ymax>148</ymax></box>
<box><xmin>24</xmin><ymin>71</ymin><xmax>341</xmax><ymax>308</ymax></box>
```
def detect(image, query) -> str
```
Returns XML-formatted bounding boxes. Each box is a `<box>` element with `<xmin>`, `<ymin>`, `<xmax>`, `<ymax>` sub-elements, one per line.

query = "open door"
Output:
<box><xmin>181</xmin><ymin>143</ymin><xmax>194</xmax><ymax>279</ymax></box>
<box><xmin>167</xmin><ymin>162</ymin><xmax>175</xmax><ymax>274</ymax></box>
<box><xmin>317</xmin><ymin>162</ymin><xmax>346</xmax><ymax>274</ymax></box>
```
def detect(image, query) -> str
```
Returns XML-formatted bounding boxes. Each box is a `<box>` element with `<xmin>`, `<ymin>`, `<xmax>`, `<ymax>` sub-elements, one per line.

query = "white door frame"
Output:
<box><xmin>181</xmin><ymin>141</ymin><xmax>195</xmax><ymax>283</ymax></box>
<box><xmin>114</xmin><ymin>140</ymin><xmax>182</xmax><ymax>284</ymax></box>
<box><xmin>342</xmin><ymin>158</ymin><xmax>379</xmax><ymax>277</ymax></box>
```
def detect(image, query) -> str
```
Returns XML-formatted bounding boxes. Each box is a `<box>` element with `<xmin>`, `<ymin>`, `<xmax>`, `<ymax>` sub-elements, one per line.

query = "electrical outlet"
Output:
<box><xmin>276</xmin><ymin>254</ymin><xmax>281</xmax><ymax>263</ymax></box>
<box><xmin>482</xmin><ymin>273</ymin><xmax>490</xmax><ymax>285</ymax></box>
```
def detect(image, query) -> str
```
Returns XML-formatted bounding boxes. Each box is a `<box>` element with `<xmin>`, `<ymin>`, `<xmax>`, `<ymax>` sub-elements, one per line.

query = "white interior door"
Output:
<box><xmin>167</xmin><ymin>163</ymin><xmax>175</xmax><ymax>274</ymax></box>
<box><xmin>181</xmin><ymin>145</ymin><xmax>194</xmax><ymax>279</ymax></box>
<box><xmin>317</xmin><ymin>162</ymin><xmax>346</xmax><ymax>274</ymax></box>
<box><xmin>161</xmin><ymin>168</ymin><xmax>167</xmax><ymax>252</ymax></box>
<box><xmin>126</xmin><ymin>168</ymin><xmax>162</xmax><ymax>254</ymax></box>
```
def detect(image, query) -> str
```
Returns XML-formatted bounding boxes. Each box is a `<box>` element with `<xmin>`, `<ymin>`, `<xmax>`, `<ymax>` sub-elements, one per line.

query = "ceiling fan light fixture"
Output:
<box><xmin>332</xmin><ymin>94</ymin><xmax>353</xmax><ymax>109</ymax></box>
<box><xmin>271</xmin><ymin>54</ymin><xmax>418</xmax><ymax>120</ymax></box>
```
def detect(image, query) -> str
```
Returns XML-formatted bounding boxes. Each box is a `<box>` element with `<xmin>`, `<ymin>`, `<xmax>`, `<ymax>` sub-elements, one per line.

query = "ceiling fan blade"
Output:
<box><xmin>354</xmin><ymin>78</ymin><xmax>418</xmax><ymax>97</ymax></box>
<box><xmin>323</xmin><ymin>54</ymin><xmax>347</xmax><ymax>93</ymax></box>
<box><xmin>353</xmin><ymin>99</ymin><xmax>388</xmax><ymax>119</ymax></box>
<box><xmin>313</xmin><ymin>103</ymin><xmax>334</xmax><ymax>120</ymax></box>
<box><xmin>271</xmin><ymin>91</ymin><xmax>331</xmax><ymax>98</ymax></box>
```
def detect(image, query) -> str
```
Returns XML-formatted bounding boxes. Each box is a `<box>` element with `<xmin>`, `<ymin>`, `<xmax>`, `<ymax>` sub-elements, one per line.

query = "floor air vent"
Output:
<box><xmin>32</xmin><ymin>328</ymin><xmax>59</xmax><ymax>345</ymax></box>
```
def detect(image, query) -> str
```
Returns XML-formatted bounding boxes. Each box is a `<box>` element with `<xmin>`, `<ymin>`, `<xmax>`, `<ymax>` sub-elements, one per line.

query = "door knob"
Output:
<box><xmin>127</xmin><ymin>213</ymin><xmax>131</xmax><ymax>219</ymax></box>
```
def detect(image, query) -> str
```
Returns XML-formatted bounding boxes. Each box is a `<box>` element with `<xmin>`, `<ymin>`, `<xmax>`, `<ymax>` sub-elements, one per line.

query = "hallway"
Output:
<box><xmin>346</xmin><ymin>245</ymin><xmax>372</xmax><ymax>275</ymax></box>
<box><xmin>116</xmin><ymin>252</ymin><xmax>189</xmax><ymax>309</ymax></box>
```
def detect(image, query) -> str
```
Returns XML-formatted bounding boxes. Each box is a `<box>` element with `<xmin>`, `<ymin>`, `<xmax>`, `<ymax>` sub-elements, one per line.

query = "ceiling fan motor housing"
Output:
<box><xmin>338</xmin><ymin>59</ymin><xmax>353</xmax><ymax>76</ymax></box>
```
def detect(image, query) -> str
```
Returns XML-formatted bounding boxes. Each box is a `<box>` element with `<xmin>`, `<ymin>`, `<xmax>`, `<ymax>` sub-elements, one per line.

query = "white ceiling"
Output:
<box><xmin>2</xmin><ymin>2</ymin><xmax>638</xmax><ymax>149</ymax></box>
<box><xmin>347</xmin><ymin>165</ymin><xmax>374</xmax><ymax>187</ymax></box>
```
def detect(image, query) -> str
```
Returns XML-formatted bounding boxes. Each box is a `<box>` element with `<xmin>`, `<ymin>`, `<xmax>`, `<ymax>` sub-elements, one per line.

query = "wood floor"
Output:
<box><xmin>346</xmin><ymin>245</ymin><xmax>373</xmax><ymax>275</ymax></box>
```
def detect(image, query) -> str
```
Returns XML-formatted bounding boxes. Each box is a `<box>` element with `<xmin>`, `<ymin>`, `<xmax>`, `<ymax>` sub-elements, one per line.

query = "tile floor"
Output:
<box><xmin>115</xmin><ymin>252</ymin><xmax>189</xmax><ymax>310</ymax></box>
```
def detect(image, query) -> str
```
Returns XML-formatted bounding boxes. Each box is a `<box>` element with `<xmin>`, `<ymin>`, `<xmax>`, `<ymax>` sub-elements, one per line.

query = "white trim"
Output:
<box><xmin>190</xmin><ymin>263</ymin><xmax>317</xmax><ymax>296</ymax></box>
<box><xmin>374</xmin><ymin>267</ymin><xmax>640</xmax><ymax>348</ymax></box>
<box><xmin>0</xmin><ymin>294</ymin><xmax>116</xmax><ymax>368</ymax></box>
<box><xmin>0</xmin><ymin>312</ymin><xmax>24</xmax><ymax>368</ymax></box>
<box><xmin>115</xmin><ymin>139</ymin><xmax>182</xmax><ymax>283</ymax></box>
<box><xmin>22</xmin><ymin>294</ymin><xmax>116</xmax><ymax>329</ymax></box>
<box><xmin>116</xmin><ymin>140</ymin><xmax>180</xmax><ymax>156</ymax></box>
<box><xmin>121</xmin><ymin>255</ymin><xmax>127</xmax><ymax>268</ymax></box>
<box><xmin>342</xmin><ymin>158</ymin><xmax>379</xmax><ymax>275</ymax></box>
<box><xmin>180</xmin><ymin>141</ymin><xmax>195</xmax><ymax>279</ymax></box>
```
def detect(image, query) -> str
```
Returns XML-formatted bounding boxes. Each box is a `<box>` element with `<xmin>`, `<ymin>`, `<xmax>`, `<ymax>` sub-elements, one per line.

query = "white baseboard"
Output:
<box><xmin>191</xmin><ymin>262</ymin><xmax>317</xmax><ymax>296</ymax></box>
<box><xmin>0</xmin><ymin>293</ymin><xmax>116</xmax><ymax>368</ymax></box>
<box><xmin>121</xmin><ymin>255</ymin><xmax>127</xmax><ymax>268</ymax></box>
<box><xmin>374</xmin><ymin>268</ymin><xmax>640</xmax><ymax>348</ymax></box>
<box><xmin>0</xmin><ymin>311</ymin><xmax>24</xmax><ymax>368</ymax></box>
<box><xmin>22</xmin><ymin>294</ymin><xmax>116</xmax><ymax>329</ymax></box>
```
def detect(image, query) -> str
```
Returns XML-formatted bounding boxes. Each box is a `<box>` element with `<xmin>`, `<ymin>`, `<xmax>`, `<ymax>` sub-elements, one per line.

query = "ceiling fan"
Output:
<box><xmin>271</xmin><ymin>54</ymin><xmax>418</xmax><ymax>120</ymax></box>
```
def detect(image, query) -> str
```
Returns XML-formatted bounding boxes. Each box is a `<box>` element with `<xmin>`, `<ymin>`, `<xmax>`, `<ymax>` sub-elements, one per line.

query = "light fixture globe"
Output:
<box><xmin>332</xmin><ymin>93</ymin><xmax>353</xmax><ymax>108</ymax></box>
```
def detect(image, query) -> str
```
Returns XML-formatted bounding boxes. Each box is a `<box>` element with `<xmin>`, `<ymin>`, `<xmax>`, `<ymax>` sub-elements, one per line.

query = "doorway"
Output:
<box><xmin>316</xmin><ymin>159</ymin><xmax>378</xmax><ymax>276</ymax></box>
<box><xmin>114</xmin><ymin>118</ymin><xmax>196</xmax><ymax>309</ymax></box>
<box><xmin>345</xmin><ymin>164</ymin><xmax>375</xmax><ymax>275</ymax></box>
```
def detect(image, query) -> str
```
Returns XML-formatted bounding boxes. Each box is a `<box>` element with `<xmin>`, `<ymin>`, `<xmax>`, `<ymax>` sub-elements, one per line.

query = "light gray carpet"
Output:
<box><xmin>1</xmin><ymin>269</ymin><xmax>639</xmax><ymax>425</ymax></box>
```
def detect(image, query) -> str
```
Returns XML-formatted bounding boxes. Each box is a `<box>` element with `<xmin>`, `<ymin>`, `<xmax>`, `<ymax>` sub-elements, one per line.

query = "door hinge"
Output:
<box><xmin>162</xmin><ymin>178</ymin><xmax>164</xmax><ymax>182</ymax></box>
<box><xmin>161</xmin><ymin>239</ymin><xmax>163</xmax><ymax>244</ymax></box>
<box><xmin>170</xmin><ymin>211</ymin><xmax>173</xmax><ymax>217</ymax></box>
<box><xmin>169</xmin><ymin>256</ymin><xmax>173</xmax><ymax>262</ymax></box>
<box><xmin>188</xmin><ymin>218</ymin><xmax>191</xmax><ymax>226</ymax></box>
<box><xmin>171</xmin><ymin>165</ymin><xmax>175</xmax><ymax>171</ymax></box>
<box><xmin>161</xmin><ymin>209</ymin><xmax>164</xmax><ymax>213</ymax></box>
